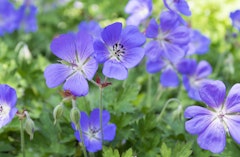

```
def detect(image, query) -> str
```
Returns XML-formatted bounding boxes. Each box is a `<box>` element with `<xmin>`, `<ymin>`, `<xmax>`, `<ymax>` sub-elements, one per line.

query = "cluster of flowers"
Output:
<box><xmin>44</xmin><ymin>19</ymin><xmax>145</xmax><ymax>151</ymax></box>
<box><xmin>0</xmin><ymin>0</ymin><xmax>37</xmax><ymax>36</ymax></box>
<box><xmin>43</xmin><ymin>0</ymin><xmax>240</xmax><ymax>154</ymax></box>
<box><xmin>0</xmin><ymin>0</ymin><xmax>240</xmax><ymax>154</ymax></box>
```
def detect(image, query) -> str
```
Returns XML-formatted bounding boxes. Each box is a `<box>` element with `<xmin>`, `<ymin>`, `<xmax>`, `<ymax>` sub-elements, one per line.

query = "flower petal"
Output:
<box><xmin>86</xmin><ymin>138</ymin><xmax>102</xmax><ymax>153</ymax></box>
<box><xmin>184</xmin><ymin>106</ymin><xmax>213</xmax><ymax>119</ymax></box>
<box><xmin>93</xmin><ymin>40</ymin><xmax>110</xmax><ymax>63</ymax></box>
<box><xmin>145</xmin><ymin>41</ymin><xmax>163</xmax><ymax>59</ymax></box>
<box><xmin>120</xmin><ymin>25</ymin><xmax>145</xmax><ymax>48</ymax></box>
<box><xmin>50</xmin><ymin>33</ymin><xmax>76</xmax><ymax>62</ymax></box>
<box><xmin>183</xmin><ymin>76</ymin><xmax>202</xmax><ymax>101</ymax></box>
<box><xmin>44</xmin><ymin>64</ymin><xmax>73</xmax><ymax>88</ymax></box>
<box><xmin>224</xmin><ymin>115</ymin><xmax>240</xmax><ymax>144</ymax></box>
<box><xmin>168</xmin><ymin>26</ymin><xmax>190</xmax><ymax>46</ymax></box>
<box><xmin>76</xmin><ymin>31</ymin><xmax>94</xmax><ymax>60</ymax></box>
<box><xmin>175</xmin><ymin>0</ymin><xmax>191</xmax><ymax>16</ymax></box>
<box><xmin>225</xmin><ymin>83</ymin><xmax>240</xmax><ymax>113</ymax></box>
<box><xmin>185</xmin><ymin>114</ymin><xmax>214</xmax><ymax>135</ymax></box>
<box><xmin>89</xmin><ymin>109</ymin><xmax>110</xmax><ymax>129</ymax></box>
<box><xmin>146</xmin><ymin>58</ymin><xmax>165</xmax><ymax>73</ymax></box>
<box><xmin>160</xmin><ymin>11</ymin><xmax>180</xmax><ymax>32</ymax></box>
<box><xmin>177</xmin><ymin>58</ymin><xmax>197</xmax><ymax>75</ymax></box>
<box><xmin>160</xmin><ymin>68</ymin><xmax>179</xmax><ymax>87</ymax></box>
<box><xmin>0</xmin><ymin>84</ymin><xmax>17</xmax><ymax>107</ymax></box>
<box><xmin>80</xmin><ymin>111</ymin><xmax>89</xmax><ymax>132</ymax></box>
<box><xmin>82</xmin><ymin>57</ymin><xmax>98</xmax><ymax>80</ymax></box>
<box><xmin>103</xmin><ymin>60</ymin><xmax>128</xmax><ymax>80</ymax></box>
<box><xmin>103</xmin><ymin>124</ymin><xmax>116</xmax><ymax>141</ymax></box>
<box><xmin>121</xmin><ymin>47</ymin><xmax>145</xmax><ymax>68</ymax></box>
<box><xmin>101</xmin><ymin>22</ymin><xmax>122</xmax><ymax>46</ymax></box>
<box><xmin>197</xmin><ymin>119</ymin><xmax>226</xmax><ymax>154</ymax></box>
<box><xmin>146</xmin><ymin>18</ymin><xmax>159</xmax><ymax>38</ymax></box>
<box><xmin>163</xmin><ymin>43</ymin><xmax>185</xmax><ymax>63</ymax></box>
<box><xmin>63</xmin><ymin>72</ymin><xmax>89</xmax><ymax>97</ymax></box>
<box><xmin>199</xmin><ymin>80</ymin><xmax>226</xmax><ymax>109</ymax></box>
<box><xmin>195</xmin><ymin>61</ymin><xmax>212</xmax><ymax>79</ymax></box>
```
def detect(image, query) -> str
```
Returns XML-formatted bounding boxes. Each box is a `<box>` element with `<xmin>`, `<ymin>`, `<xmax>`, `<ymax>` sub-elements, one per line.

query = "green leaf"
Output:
<box><xmin>103</xmin><ymin>146</ymin><xmax>120</xmax><ymax>157</ymax></box>
<box><xmin>122</xmin><ymin>148</ymin><xmax>133</xmax><ymax>157</ymax></box>
<box><xmin>160</xmin><ymin>143</ymin><xmax>171</xmax><ymax>157</ymax></box>
<box><xmin>0</xmin><ymin>142</ymin><xmax>15</xmax><ymax>152</ymax></box>
<box><xmin>171</xmin><ymin>141</ymin><xmax>193</xmax><ymax>157</ymax></box>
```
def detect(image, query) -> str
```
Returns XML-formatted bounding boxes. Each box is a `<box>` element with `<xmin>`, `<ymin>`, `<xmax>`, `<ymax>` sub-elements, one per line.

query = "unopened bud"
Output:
<box><xmin>70</xmin><ymin>107</ymin><xmax>80</xmax><ymax>130</ymax></box>
<box><xmin>53</xmin><ymin>103</ymin><xmax>64</xmax><ymax>125</ymax></box>
<box><xmin>24</xmin><ymin>112</ymin><xmax>35</xmax><ymax>140</ymax></box>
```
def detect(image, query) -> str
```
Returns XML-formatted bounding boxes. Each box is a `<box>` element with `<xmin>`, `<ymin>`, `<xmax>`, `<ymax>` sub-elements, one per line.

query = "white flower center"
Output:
<box><xmin>85</xmin><ymin>126</ymin><xmax>100</xmax><ymax>141</ymax></box>
<box><xmin>0</xmin><ymin>103</ymin><xmax>10</xmax><ymax>121</ymax></box>
<box><xmin>109</xmin><ymin>43</ymin><xmax>125</xmax><ymax>61</ymax></box>
<box><xmin>217</xmin><ymin>110</ymin><xmax>225</xmax><ymax>122</ymax></box>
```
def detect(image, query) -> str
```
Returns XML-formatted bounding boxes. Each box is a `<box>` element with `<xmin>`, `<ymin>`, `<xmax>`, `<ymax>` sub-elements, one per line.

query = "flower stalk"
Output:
<box><xmin>20</xmin><ymin>119</ymin><xmax>25</xmax><ymax>157</ymax></box>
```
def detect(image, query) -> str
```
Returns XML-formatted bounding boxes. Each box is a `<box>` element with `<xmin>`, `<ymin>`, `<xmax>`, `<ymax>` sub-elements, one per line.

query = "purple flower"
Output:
<box><xmin>16</xmin><ymin>1</ymin><xmax>38</xmax><ymax>33</ymax></box>
<box><xmin>230</xmin><ymin>10</ymin><xmax>240</xmax><ymax>31</ymax></box>
<box><xmin>145</xmin><ymin>11</ymin><xmax>190</xmax><ymax>63</ymax></box>
<box><xmin>78</xmin><ymin>20</ymin><xmax>102</xmax><ymax>40</ymax></box>
<box><xmin>0</xmin><ymin>0</ymin><xmax>18</xmax><ymax>36</ymax></box>
<box><xmin>94</xmin><ymin>22</ymin><xmax>145</xmax><ymax>80</ymax></box>
<box><xmin>44</xmin><ymin>31</ymin><xmax>98</xmax><ymax>97</ymax></box>
<box><xmin>178</xmin><ymin>59</ymin><xmax>212</xmax><ymax>101</ymax></box>
<box><xmin>72</xmin><ymin>108</ymin><xmax>116</xmax><ymax>152</ymax></box>
<box><xmin>125</xmin><ymin>0</ymin><xmax>152</xmax><ymax>26</ymax></box>
<box><xmin>163</xmin><ymin>0</ymin><xmax>191</xmax><ymax>16</ymax></box>
<box><xmin>0</xmin><ymin>84</ymin><xmax>18</xmax><ymax>129</ymax></box>
<box><xmin>185</xmin><ymin>80</ymin><xmax>240</xmax><ymax>153</ymax></box>
<box><xmin>145</xmin><ymin>43</ymin><xmax>180</xmax><ymax>87</ymax></box>
<box><xmin>145</xmin><ymin>11</ymin><xmax>189</xmax><ymax>87</ymax></box>
<box><xmin>187</xmin><ymin>29</ymin><xmax>211</xmax><ymax>55</ymax></box>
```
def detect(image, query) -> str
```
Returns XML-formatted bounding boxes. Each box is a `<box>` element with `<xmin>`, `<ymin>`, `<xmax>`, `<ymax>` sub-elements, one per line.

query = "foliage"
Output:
<box><xmin>0</xmin><ymin>0</ymin><xmax>240</xmax><ymax>156</ymax></box>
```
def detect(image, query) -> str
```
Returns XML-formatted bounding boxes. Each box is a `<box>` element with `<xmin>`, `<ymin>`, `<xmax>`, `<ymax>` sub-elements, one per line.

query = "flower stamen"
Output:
<box><xmin>110</xmin><ymin>43</ymin><xmax>125</xmax><ymax>61</ymax></box>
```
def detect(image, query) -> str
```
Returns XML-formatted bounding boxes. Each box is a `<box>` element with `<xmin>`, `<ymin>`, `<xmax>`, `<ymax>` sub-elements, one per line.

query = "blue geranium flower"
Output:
<box><xmin>0</xmin><ymin>0</ymin><xmax>18</xmax><ymax>36</ymax></box>
<box><xmin>163</xmin><ymin>0</ymin><xmax>191</xmax><ymax>16</ymax></box>
<box><xmin>177</xmin><ymin>59</ymin><xmax>212</xmax><ymax>101</ymax></box>
<box><xmin>145</xmin><ymin>11</ymin><xmax>190</xmax><ymax>63</ymax></box>
<box><xmin>72</xmin><ymin>108</ymin><xmax>116</xmax><ymax>152</ymax></box>
<box><xmin>16</xmin><ymin>1</ymin><xmax>38</xmax><ymax>33</ymax></box>
<box><xmin>144</xmin><ymin>11</ymin><xmax>189</xmax><ymax>87</ymax></box>
<box><xmin>145</xmin><ymin>42</ymin><xmax>180</xmax><ymax>87</ymax></box>
<box><xmin>230</xmin><ymin>10</ymin><xmax>240</xmax><ymax>31</ymax></box>
<box><xmin>185</xmin><ymin>80</ymin><xmax>240</xmax><ymax>153</ymax></box>
<box><xmin>94</xmin><ymin>22</ymin><xmax>145</xmax><ymax>80</ymax></box>
<box><xmin>125</xmin><ymin>0</ymin><xmax>152</xmax><ymax>26</ymax></box>
<box><xmin>0</xmin><ymin>84</ymin><xmax>18</xmax><ymax>129</ymax></box>
<box><xmin>187</xmin><ymin>29</ymin><xmax>211</xmax><ymax>55</ymax></box>
<box><xmin>78</xmin><ymin>20</ymin><xmax>102</xmax><ymax>40</ymax></box>
<box><xmin>44</xmin><ymin>31</ymin><xmax>98</xmax><ymax>97</ymax></box>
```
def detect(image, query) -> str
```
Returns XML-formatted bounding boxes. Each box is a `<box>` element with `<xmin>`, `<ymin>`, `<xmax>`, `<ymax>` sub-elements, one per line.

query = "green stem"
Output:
<box><xmin>157</xmin><ymin>98</ymin><xmax>181</xmax><ymax>122</ymax></box>
<box><xmin>99</xmin><ymin>87</ymin><xmax>103</xmax><ymax>143</ymax></box>
<box><xmin>72</xmin><ymin>100</ymin><xmax>88</xmax><ymax>157</ymax></box>
<box><xmin>147</xmin><ymin>74</ymin><xmax>152</xmax><ymax>107</ymax></box>
<box><xmin>89</xmin><ymin>79</ymin><xmax>101</xmax><ymax>87</ymax></box>
<box><xmin>89</xmin><ymin>152</ymin><xmax>95</xmax><ymax>157</ymax></box>
<box><xmin>20</xmin><ymin>119</ymin><xmax>25</xmax><ymax>157</ymax></box>
<box><xmin>77</xmin><ymin>126</ymin><xmax>88</xmax><ymax>157</ymax></box>
<box><xmin>155</xmin><ymin>84</ymin><xmax>163</xmax><ymax>102</ymax></box>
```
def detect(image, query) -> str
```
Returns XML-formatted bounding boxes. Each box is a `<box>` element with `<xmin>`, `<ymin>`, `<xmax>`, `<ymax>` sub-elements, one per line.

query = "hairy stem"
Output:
<box><xmin>20</xmin><ymin>119</ymin><xmax>25</xmax><ymax>157</ymax></box>
<box><xmin>99</xmin><ymin>87</ymin><xmax>103</xmax><ymax>143</ymax></box>
<box><xmin>157</xmin><ymin>98</ymin><xmax>181</xmax><ymax>122</ymax></box>
<box><xmin>147</xmin><ymin>74</ymin><xmax>152</xmax><ymax>107</ymax></box>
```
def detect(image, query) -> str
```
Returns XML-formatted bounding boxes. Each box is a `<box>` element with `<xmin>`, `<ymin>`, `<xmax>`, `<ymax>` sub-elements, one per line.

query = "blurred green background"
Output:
<box><xmin>0</xmin><ymin>0</ymin><xmax>240</xmax><ymax>156</ymax></box>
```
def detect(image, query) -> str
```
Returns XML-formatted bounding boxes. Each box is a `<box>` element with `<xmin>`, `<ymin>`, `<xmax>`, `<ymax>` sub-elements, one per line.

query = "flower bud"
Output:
<box><xmin>53</xmin><ymin>103</ymin><xmax>64</xmax><ymax>125</ymax></box>
<box><xmin>70</xmin><ymin>107</ymin><xmax>80</xmax><ymax>130</ymax></box>
<box><xmin>24</xmin><ymin>113</ymin><xmax>35</xmax><ymax>140</ymax></box>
